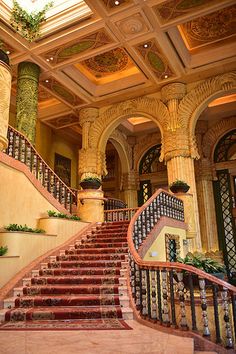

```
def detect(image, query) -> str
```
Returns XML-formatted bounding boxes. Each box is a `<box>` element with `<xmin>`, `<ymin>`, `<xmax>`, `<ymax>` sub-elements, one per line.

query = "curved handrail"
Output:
<box><xmin>127</xmin><ymin>189</ymin><xmax>236</xmax><ymax>292</ymax></box>
<box><xmin>104</xmin><ymin>197</ymin><xmax>127</xmax><ymax>210</ymax></box>
<box><xmin>5</xmin><ymin>125</ymin><xmax>77</xmax><ymax>212</ymax></box>
<box><xmin>127</xmin><ymin>188</ymin><xmax>236</xmax><ymax>350</ymax></box>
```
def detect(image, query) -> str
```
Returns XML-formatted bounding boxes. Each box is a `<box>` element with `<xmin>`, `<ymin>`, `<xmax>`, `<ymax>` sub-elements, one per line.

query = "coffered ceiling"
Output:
<box><xmin>0</xmin><ymin>0</ymin><xmax>236</xmax><ymax>137</ymax></box>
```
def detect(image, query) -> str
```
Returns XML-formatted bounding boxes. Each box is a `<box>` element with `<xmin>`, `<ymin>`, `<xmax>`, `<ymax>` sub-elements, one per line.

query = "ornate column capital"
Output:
<box><xmin>79</xmin><ymin>107</ymin><xmax>99</xmax><ymax>126</ymax></box>
<box><xmin>161</xmin><ymin>83</ymin><xmax>186</xmax><ymax>103</ymax></box>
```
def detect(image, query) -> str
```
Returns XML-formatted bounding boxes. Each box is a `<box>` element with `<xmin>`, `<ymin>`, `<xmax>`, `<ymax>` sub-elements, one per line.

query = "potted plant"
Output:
<box><xmin>169</xmin><ymin>179</ymin><xmax>190</xmax><ymax>193</ymax></box>
<box><xmin>176</xmin><ymin>253</ymin><xmax>226</xmax><ymax>287</ymax></box>
<box><xmin>80</xmin><ymin>177</ymin><xmax>102</xmax><ymax>190</ymax></box>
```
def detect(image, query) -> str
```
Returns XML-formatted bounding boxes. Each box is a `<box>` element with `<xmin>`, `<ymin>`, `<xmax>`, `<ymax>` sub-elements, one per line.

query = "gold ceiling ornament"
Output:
<box><xmin>84</xmin><ymin>48</ymin><xmax>129</xmax><ymax>75</ymax></box>
<box><xmin>10</xmin><ymin>0</ymin><xmax>53</xmax><ymax>42</ymax></box>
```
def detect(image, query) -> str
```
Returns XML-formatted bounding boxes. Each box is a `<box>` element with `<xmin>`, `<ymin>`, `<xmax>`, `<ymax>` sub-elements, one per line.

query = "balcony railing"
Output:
<box><xmin>5</xmin><ymin>125</ymin><xmax>77</xmax><ymax>213</ymax></box>
<box><xmin>128</xmin><ymin>189</ymin><xmax>236</xmax><ymax>350</ymax></box>
<box><xmin>104</xmin><ymin>197</ymin><xmax>127</xmax><ymax>210</ymax></box>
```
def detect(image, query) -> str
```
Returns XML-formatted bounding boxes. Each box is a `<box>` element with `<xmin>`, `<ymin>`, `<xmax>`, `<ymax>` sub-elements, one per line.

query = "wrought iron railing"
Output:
<box><xmin>104</xmin><ymin>207</ymin><xmax>138</xmax><ymax>222</ymax></box>
<box><xmin>4</xmin><ymin>125</ymin><xmax>77</xmax><ymax>213</ymax></box>
<box><xmin>104</xmin><ymin>197</ymin><xmax>127</xmax><ymax>210</ymax></box>
<box><xmin>128</xmin><ymin>189</ymin><xmax>236</xmax><ymax>350</ymax></box>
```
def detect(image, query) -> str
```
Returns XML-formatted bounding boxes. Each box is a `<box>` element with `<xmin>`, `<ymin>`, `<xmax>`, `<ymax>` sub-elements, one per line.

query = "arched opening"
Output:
<box><xmin>138</xmin><ymin>144</ymin><xmax>167</xmax><ymax>206</ymax></box>
<box><xmin>213</xmin><ymin>129</ymin><xmax>236</xmax><ymax>283</ymax></box>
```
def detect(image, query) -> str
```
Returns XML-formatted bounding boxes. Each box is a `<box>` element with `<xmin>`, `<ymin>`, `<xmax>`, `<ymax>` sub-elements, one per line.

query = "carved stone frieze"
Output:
<box><xmin>89</xmin><ymin>97</ymin><xmax>169</xmax><ymax>149</ymax></box>
<box><xmin>79</xmin><ymin>107</ymin><xmax>99</xmax><ymax>126</ymax></box>
<box><xmin>0</xmin><ymin>62</ymin><xmax>12</xmax><ymax>151</ymax></box>
<box><xmin>161</xmin><ymin>82</ymin><xmax>186</xmax><ymax>103</ymax></box>
<box><xmin>178</xmin><ymin>71</ymin><xmax>236</xmax><ymax>132</ymax></box>
<box><xmin>161</xmin><ymin>129</ymin><xmax>199</xmax><ymax>162</ymax></box>
<box><xmin>202</xmin><ymin>116</ymin><xmax>236</xmax><ymax>160</ymax></box>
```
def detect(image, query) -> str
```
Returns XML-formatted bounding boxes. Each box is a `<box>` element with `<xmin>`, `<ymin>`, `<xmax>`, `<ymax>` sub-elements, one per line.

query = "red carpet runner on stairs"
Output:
<box><xmin>1</xmin><ymin>221</ymin><xmax>132</xmax><ymax>330</ymax></box>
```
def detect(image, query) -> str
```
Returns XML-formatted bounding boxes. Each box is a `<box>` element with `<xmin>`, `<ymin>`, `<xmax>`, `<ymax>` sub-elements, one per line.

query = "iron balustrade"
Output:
<box><xmin>4</xmin><ymin>125</ymin><xmax>77</xmax><ymax>213</ymax></box>
<box><xmin>104</xmin><ymin>197</ymin><xmax>127</xmax><ymax>210</ymax></box>
<box><xmin>104</xmin><ymin>207</ymin><xmax>138</xmax><ymax>222</ymax></box>
<box><xmin>128</xmin><ymin>189</ymin><xmax>236</xmax><ymax>350</ymax></box>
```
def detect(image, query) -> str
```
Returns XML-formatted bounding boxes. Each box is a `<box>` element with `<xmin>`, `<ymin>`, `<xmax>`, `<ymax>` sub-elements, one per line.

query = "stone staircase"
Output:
<box><xmin>0</xmin><ymin>221</ymin><xmax>133</xmax><ymax>329</ymax></box>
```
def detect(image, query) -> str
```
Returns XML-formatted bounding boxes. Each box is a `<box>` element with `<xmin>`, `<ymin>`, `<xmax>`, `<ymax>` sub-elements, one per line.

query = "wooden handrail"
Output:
<box><xmin>127</xmin><ymin>188</ymin><xmax>236</xmax><ymax>350</ymax></box>
<box><xmin>5</xmin><ymin>125</ymin><xmax>77</xmax><ymax>212</ymax></box>
<box><xmin>127</xmin><ymin>189</ymin><xmax>236</xmax><ymax>292</ymax></box>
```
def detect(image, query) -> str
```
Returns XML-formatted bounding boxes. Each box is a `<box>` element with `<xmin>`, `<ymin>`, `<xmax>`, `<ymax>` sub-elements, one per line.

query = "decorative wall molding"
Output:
<box><xmin>202</xmin><ymin>116</ymin><xmax>236</xmax><ymax>160</ymax></box>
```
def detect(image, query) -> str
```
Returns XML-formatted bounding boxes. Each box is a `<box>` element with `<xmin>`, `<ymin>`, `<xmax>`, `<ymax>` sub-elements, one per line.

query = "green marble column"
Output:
<box><xmin>16</xmin><ymin>62</ymin><xmax>40</xmax><ymax>144</ymax></box>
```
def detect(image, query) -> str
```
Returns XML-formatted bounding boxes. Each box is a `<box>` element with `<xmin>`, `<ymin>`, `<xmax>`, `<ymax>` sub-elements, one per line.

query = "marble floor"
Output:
<box><xmin>0</xmin><ymin>320</ymin><xmax>194</xmax><ymax>354</ymax></box>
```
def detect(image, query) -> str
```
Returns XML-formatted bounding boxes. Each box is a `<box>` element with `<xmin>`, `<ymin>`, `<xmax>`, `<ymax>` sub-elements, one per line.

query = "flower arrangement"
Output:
<box><xmin>10</xmin><ymin>0</ymin><xmax>53</xmax><ymax>42</ymax></box>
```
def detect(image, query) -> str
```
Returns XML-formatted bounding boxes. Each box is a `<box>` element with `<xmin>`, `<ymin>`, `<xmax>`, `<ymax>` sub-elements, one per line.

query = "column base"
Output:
<box><xmin>77</xmin><ymin>189</ymin><xmax>104</xmax><ymax>223</ymax></box>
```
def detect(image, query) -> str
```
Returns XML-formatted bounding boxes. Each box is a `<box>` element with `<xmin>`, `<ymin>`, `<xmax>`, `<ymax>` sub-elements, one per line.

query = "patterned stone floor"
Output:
<box><xmin>0</xmin><ymin>319</ymin><xmax>194</xmax><ymax>354</ymax></box>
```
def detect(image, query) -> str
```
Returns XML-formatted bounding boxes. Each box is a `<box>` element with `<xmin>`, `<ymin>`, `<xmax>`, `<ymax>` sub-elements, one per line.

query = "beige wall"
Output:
<box><xmin>143</xmin><ymin>226</ymin><xmax>187</xmax><ymax>262</ymax></box>
<box><xmin>0</xmin><ymin>160</ymin><xmax>63</xmax><ymax>229</ymax></box>
<box><xmin>35</xmin><ymin>121</ymin><xmax>79</xmax><ymax>189</ymax></box>
<box><xmin>0</xmin><ymin>219</ymin><xmax>88</xmax><ymax>287</ymax></box>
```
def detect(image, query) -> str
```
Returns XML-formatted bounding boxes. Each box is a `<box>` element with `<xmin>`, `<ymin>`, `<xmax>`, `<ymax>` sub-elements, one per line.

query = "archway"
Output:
<box><xmin>138</xmin><ymin>144</ymin><xmax>167</xmax><ymax>206</ymax></box>
<box><xmin>213</xmin><ymin>129</ymin><xmax>236</xmax><ymax>283</ymax></box>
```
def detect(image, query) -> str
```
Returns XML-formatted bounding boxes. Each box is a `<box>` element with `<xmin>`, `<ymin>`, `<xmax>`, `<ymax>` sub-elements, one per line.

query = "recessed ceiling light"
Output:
<box><xmin>45</xmin><ymin>79</ymin><xmax>49</xmax><ymax>83</ymax></box>
<box><xmin>46</xmin><ymin>59</ymin><xmax>50</xmax><ymax>62</ymax></box>
<box><xmin>164</xmin><ymin>74</ymin><xmax>168</xmax><ymax>79</ymax></box>
<box><xmin>6</xmin><ymin>51</ymin><xmax>10</xmax><ymax>55</ymax></box>
<box><xmin>50</xmin><ymin>57</ymin><xmax>53</xmax><ymax>60</ymax></box>
<box><xmin>143</xmin><ymin>44</ymin><xmax>148</xmax><ymax>48</ymax></box>
<box><xmin>114</xmin><ymin>0</ymin><xmax>120</xmax><ymax>5</ymax></box>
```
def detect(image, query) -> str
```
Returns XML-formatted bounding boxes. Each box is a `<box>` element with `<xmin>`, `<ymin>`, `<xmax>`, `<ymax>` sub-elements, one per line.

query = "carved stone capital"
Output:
<box><xmin>79</xmin><ymin>107</ymin><xmax>99</xmax><ymax>126</ymax></box>
<box><xmin>161</xmin><ymin>83</ymin><xmax>186</xmax><ymax>103</ymax></box>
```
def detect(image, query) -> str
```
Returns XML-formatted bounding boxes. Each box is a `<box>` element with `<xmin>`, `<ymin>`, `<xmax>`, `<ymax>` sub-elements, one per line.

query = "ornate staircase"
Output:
<box><xmin>0</xmin><ymin>221</ymin><xmax>133</xmax><ymax>330</ymax></box>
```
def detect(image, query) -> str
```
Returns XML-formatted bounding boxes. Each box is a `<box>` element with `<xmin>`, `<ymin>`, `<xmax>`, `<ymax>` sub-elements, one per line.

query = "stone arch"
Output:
<box><xmin>178</xmin><ymin>71</ymin><xmax>236</xmax><ymax>136</ymax></box>
<box><xmin>108</xmin><ymin>129</ymin><xmax>132</xmax><ymax>174</ymax></box>
<box><xmin>89</xmin><ymin>97</ymin><xmax>169</xmax><ymax>153</ymax></box>
<box><xmin>202</xmin><ymin>116</ymin><xmax>236</xmax><ymax>161</ymax></box>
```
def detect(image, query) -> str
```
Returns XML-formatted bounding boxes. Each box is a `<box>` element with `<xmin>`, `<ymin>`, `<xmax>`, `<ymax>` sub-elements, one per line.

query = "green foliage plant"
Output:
<box><xmin>81</xmin><ymin>177</ymin><xmax>101</xmax><ymax>183</ymax></box>
<box><xmin>5</xmin><ymin>224</ymin><xmax>45</xmax><ymax>233</ymax></box>
<box><xmin>177</xmin><ymin>253</ymin><xmax>226</xmax><ymax>274</ymax></box>
<box><xmin>0</xmin><ymin>246</ymin><xmax>8</xmax><ymax>256</ymax></box>
<box><xmin>169</xmin><ymin>179</ymin><xmax>190</xmax><ymax>188</ymax></box>
<box><xmin>47</xmin><ymin>210</ymin><xmax>80</xmax><ymax>221</ymax></box>
<box><xmin>10</xmin><ymin>1</ymin><xmax>53</xmax><ymax>42</ymax></box>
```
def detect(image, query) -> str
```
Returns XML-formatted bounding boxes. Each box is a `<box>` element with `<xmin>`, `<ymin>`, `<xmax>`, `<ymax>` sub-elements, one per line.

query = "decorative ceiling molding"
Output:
<box><xmin>40</xmin><ymin>77</ymin><xmax>85</xmax><ymax>107</ymax></box>
<box><xmin>41</xmin><ymin>30</ymin><xmax>114</xmax><ymax>66</ymax></box>
<box><xmin>43</xmin><ymin>113</ymin><xmax>79</xmax><ymax>129</ymax></box>
<box><xmin>135</xmin><ymin>40</ymin><xmax>175</xmax><ymax>81</ymax></box>
<box><xmin>153</xmin><ymin>0</ymin><xmax>228</xmax><ymax>25</ymax></box>
<box><xmin>115</xmin><ymin>12</ymin><xmax>150</xmax><ymax>39</ymax></box>
<box><xmin>100</xmin><ymin>0</ymin><xmax>132</xmax><ymax>11</ymax></box>
<box><xmin>179</xmin><ymin>5</ymin><xmax>236</xmax><ymax>49</ymax></box>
